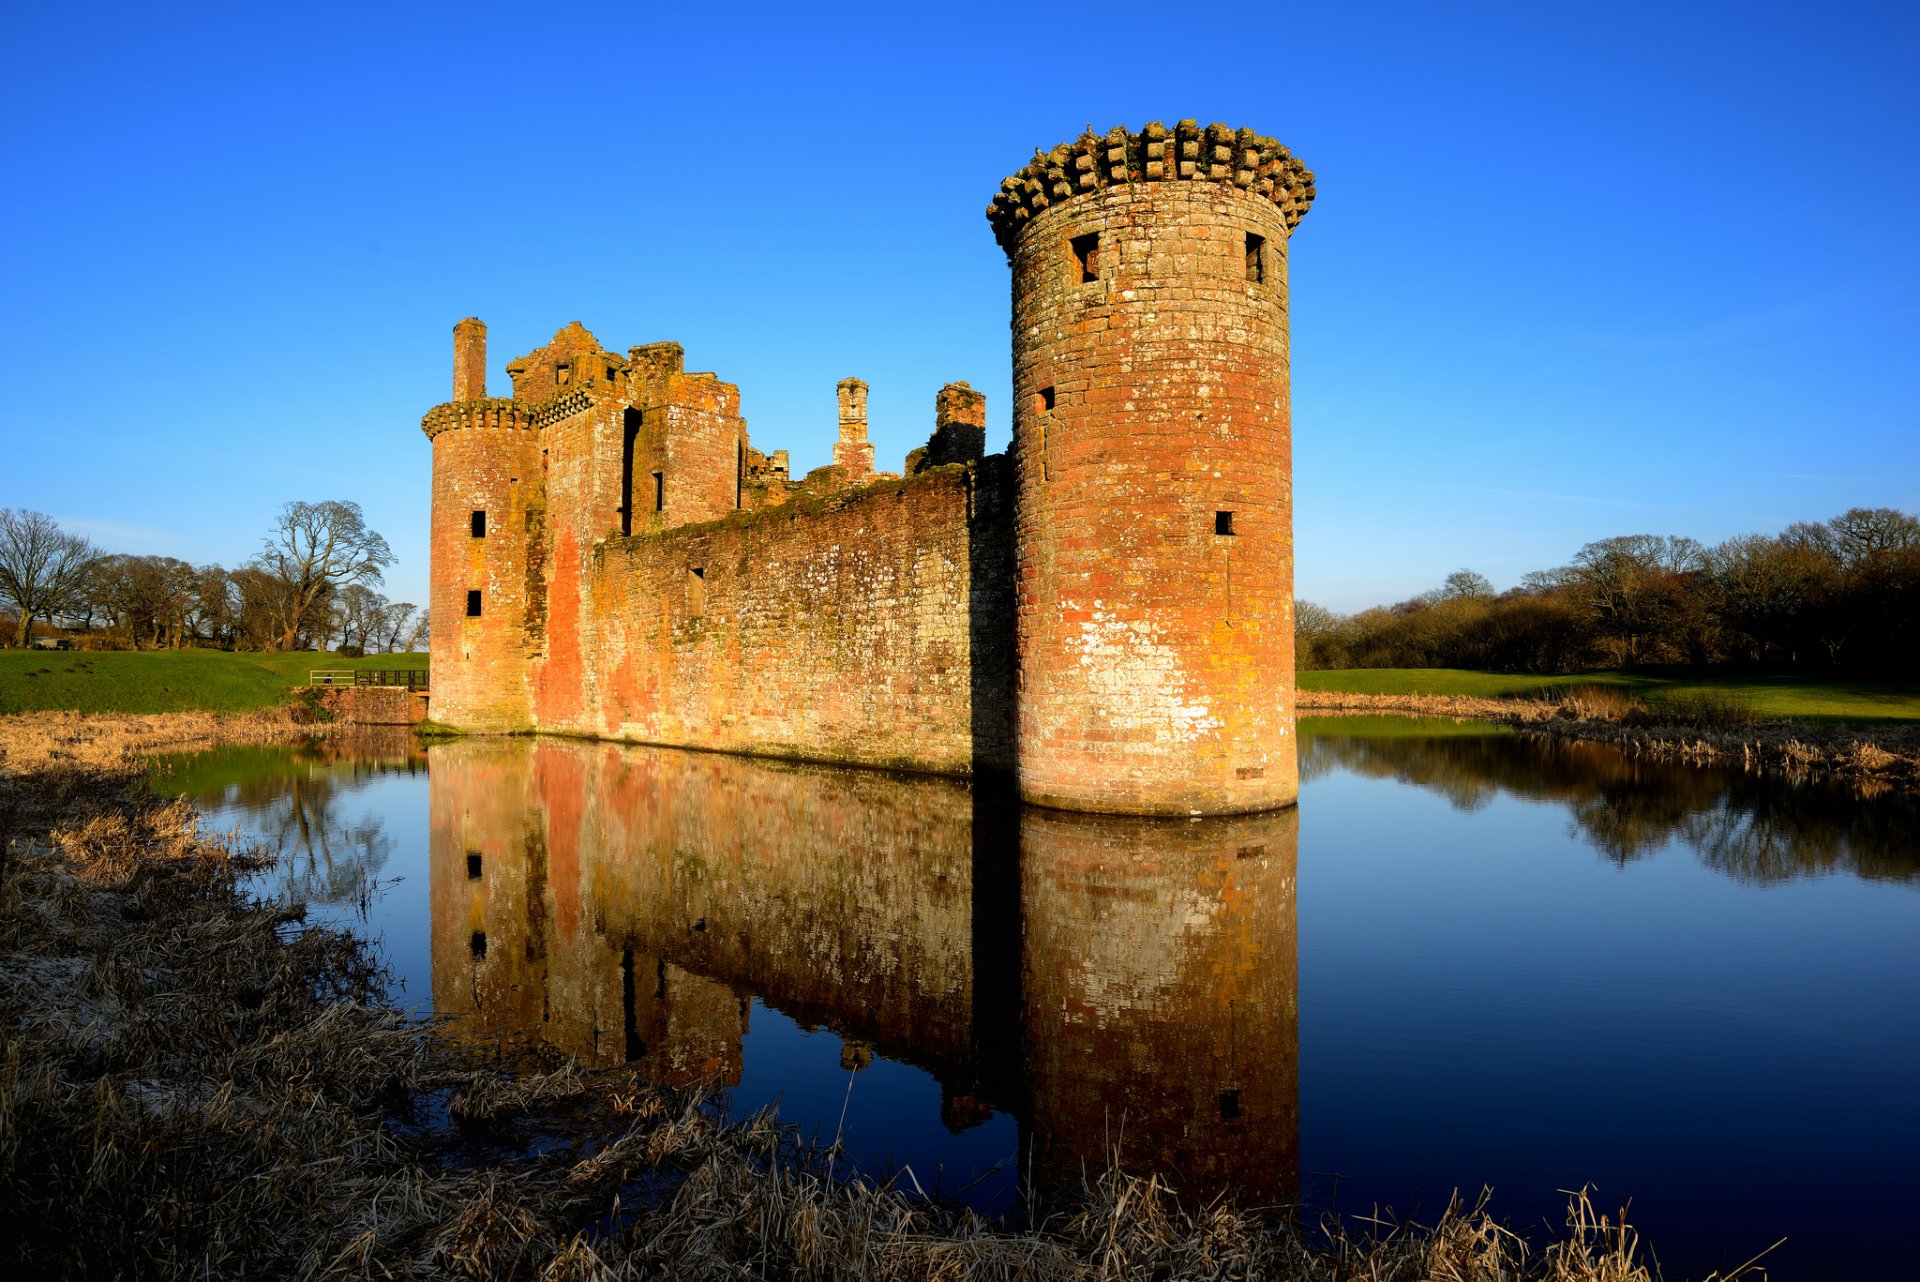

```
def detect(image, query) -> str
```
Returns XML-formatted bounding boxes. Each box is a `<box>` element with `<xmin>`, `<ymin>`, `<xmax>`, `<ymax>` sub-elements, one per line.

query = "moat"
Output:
<box><xmin>150</xmin><ymin>721</ymin><xmax>1920</xmax><ymax>1280</ymax></box>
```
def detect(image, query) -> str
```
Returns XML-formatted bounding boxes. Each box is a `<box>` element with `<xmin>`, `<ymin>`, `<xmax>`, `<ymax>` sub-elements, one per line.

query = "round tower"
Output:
<box><xmin>988</xmin><ymin>121</ymin><xmax>1315</xmax><ymax>815</ymax></box>
<box><xmin>423</xmin><ymin>317</ymin><xmax>541</xmax><ymax>731</ymax></box>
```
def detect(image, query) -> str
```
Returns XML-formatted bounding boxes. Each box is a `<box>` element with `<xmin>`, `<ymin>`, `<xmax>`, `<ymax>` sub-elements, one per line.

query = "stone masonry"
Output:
<box><xmin>423</xmin><ymin>121</ymin><xmax>1314</xmax><ymax>815</ymax></box>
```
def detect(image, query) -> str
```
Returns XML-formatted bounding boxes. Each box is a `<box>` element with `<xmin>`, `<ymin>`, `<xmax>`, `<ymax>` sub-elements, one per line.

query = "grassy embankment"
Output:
<box><xmin>0</xmin><ymin>712</ymin><xmax>1756</xmax><ymax>1280</ymax></box>
<box><xmin>0</xmin><ymin>648</ymin><xmax>427</xmax><ymax>716</ymax></box>
<box><xmin>1300</xmin><ymin>668</ymin><xmax>1920</xmax><ymax>724</ymax></box>
<box><xmin>1299</xmin><ymin>668</ymin><xmax>1920</xmax><ymax>789</ymax></box>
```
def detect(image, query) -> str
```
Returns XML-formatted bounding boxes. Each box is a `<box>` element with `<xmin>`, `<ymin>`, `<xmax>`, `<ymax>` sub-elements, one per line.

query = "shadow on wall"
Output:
<box><xmin>968</xmin><ymin>455</ymin><xmax>1018</xmax><ymax>781</ymax></box>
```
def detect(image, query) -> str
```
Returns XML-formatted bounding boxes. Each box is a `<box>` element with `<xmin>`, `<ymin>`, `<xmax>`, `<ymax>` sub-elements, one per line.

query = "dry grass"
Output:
<box><xmin>1</xmin><ymin>714</ymin><xmax>1770</xmax><ymax>1280</ymax></box>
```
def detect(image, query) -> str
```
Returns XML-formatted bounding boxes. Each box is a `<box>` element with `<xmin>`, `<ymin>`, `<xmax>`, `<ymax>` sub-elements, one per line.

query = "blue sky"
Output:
<box><xmin>3</xmin><ymin>1</ymin><xmax>1914</xmax><ymax>614</ymax></box>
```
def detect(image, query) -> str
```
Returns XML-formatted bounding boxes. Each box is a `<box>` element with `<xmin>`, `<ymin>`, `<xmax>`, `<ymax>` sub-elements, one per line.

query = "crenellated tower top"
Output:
<box><xmin>986</xmin><ymin>120</ymin><xmax>1314</xmax><ymax>254</ymax></box>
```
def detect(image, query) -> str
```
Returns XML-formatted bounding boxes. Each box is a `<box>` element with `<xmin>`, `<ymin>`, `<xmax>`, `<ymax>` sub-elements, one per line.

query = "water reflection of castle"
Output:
<box><xmin>428</xmin><ymin>737</ymin><xmax>1299</xmax><ymax>1202</ymax></box>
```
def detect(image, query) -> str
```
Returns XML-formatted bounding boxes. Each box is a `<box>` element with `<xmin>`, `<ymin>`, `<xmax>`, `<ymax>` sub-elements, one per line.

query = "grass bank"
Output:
<box><xmin>1299</xmin><ymin>682</ymin><xmax>1920</xmax><ymax>793</ymax></box>
<box><xmin>0</xmin><ymin>712</ymin><xmax>1755</xmax><ymax>1280</ymax></box>
<box><xmin>1300</xmin><ymin>668</ymin><xmax>1920</xmax><ymax>724</ymax></box>
<box><xmin>0</xmin><ymin>648</ymin><xmax>427</xmax><ymax>715</ymax></box>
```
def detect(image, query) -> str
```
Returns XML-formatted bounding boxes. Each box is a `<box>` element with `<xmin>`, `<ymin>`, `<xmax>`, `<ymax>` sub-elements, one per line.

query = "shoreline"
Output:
<box><xmin>0</xmin><ymin>712</ymin><xmax>1752</xmax><ymax>1280</ymax></box>
<box><xmin>1298</xmin><ymin>689</ymin><xmax>1920</xmax><ymax>794</ymax></box>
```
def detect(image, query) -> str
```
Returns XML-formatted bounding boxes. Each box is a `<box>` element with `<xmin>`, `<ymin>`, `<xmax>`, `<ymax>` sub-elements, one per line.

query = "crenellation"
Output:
<box><xmin>423</xmin><ymin>119</ymin><xmax>1310</xmax><ymax>815</ymax></box>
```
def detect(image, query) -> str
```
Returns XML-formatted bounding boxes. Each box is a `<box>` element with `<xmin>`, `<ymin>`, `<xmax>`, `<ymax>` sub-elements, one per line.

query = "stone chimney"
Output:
<box><xmin>834</xmin><ymin>377</ymin><xmax>873</xmax><ymax>480</ymax></box>
<box><xmin>453</xmin><ymin>317</ymin><xmax>487</xmax><ymax>401</ymax></box>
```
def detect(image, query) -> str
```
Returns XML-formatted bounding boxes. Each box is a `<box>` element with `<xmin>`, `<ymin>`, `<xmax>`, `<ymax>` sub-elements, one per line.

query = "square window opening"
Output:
<box><xmin>1070</xmin><ymin>232</ymin><xmax>1100</xmax><ymax>283</ymax></box>
<box><xmin>1215</xmin><ymin>510</ymin><xmax>1236</xmax><ymax>536</ymax></box>
<box><xmin>1245</xmin><ymin>232</ymin><xmax>1267</xmax><ymax>284</ymax></box>
<box><xmin>470</xmin><ymin>509</ymin><xmax>486</xmax><ymax>538</ymax></box>
<box><xmin>466</xmin><ymin>589</ymin><xmax>482</xmax><ymax>617</ymax></box>
<box><xmin>466</xmin><ymin>852</ymin><xmax>483</xmax><ymax>880</ymax></box>
<box><xmin>1035</xmin><ymin>386</ymin><xmax>1056</xmax><ymax>414</ymax></box>
<box><xmin>469</xmin><ymin>931</ymin><xmax>487</xmax><ymax>959</ymax></box>
<box><xmin>1218</xmin><ymin>1089</ymin><xmax>1242</xmax><ymax>1120</ymax></box>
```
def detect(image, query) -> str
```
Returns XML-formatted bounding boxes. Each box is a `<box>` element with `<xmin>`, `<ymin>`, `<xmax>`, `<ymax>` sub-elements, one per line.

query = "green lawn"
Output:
<box><xmin>0</xmin><ymin>649</ymin><xmax>427</xmax><ymax>715</ymax></box>
<box><xmin>1299</xmin><ymin>668</ymin><xmax>1920</xmax><ymax>723</ymax></box>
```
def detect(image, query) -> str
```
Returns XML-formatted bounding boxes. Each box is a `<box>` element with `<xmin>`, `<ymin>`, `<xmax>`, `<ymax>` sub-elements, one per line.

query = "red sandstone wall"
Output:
<box><xmin>428</xmin><ymin>414</ymin><xmax>542</xmax><ymax>730</ymax></box>
<box><xmin>312</xmin><ymin>686</ymin><xmax>426</xmax><ymax>725</ymax></box>
<box><xmin>1010</xmin><ymin>180</ymin><xmax>1299</xmax><ymax>814</ymax></box>
<box><xmin>534</xmin><ymin>460</ymin><xmax>1014</xmax><ymax>776</ymax></box>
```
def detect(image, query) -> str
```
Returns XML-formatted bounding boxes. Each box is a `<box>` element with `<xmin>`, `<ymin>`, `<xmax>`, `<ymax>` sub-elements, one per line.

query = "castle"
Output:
<box><xmin>422</xmin><ymin>121</ymin><xmax>1315</xmax><ymax>815</ymax></box>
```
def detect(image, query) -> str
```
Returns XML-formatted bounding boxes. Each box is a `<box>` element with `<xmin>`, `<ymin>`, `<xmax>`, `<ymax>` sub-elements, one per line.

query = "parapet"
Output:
<box><xmin>422</xmin><ymin>397</ymin><xmax>535</xmax><ymax>440</ymax></box>
<box><xmin>986</xmin><ymin>120</ymin><xmax>1314</xmax><ymax>253</ymax></box>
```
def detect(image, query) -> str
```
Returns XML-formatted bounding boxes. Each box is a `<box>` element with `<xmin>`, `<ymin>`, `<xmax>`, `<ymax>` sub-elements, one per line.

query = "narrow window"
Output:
<box><xmin>1070</xmin><ymin>232</ymin><xmax>1100</xmax><ymax>283</ymax></box>
<box><xmin>652</xmin><ymin>471</ymin><xmax>665</xmax><ymax>512</ymax></box>
<box><xmin>466</xmin><ymin>589</ymin><xmax>482</xmax><ymax>617</ymax></box>
<box><xmin>1215</xmin><ymin>510</ymin><xmax>1235</xmax><ymax>536</ymax></box>
<box><xmin>687</xmin><ymin>567</ymin><xmax>706</xmax><ymax>617</ymax></box>
<box><xmin>466</xmin><ymin>852</ymin><xmax>483</xmax><ymax>880</ymax></box>
<box><xmin>470</xmin><ymin>510</ymin><xmax>486</xmax><ymax>538</ymax></box>
<box><xmin>1218</xmin><ymin>1089</ymin><xmax>1242</xmax><ymax>1120</ymax></box>
<box><xmin>620</xmin><ymin>409</ymin><xmax>639</xmax><ymax>535</ymax></box>
<box><xmin>1036</xmin><ymin>386</ymin><xmax>1056</xmax><ymax>414</ymax></box>
<box><xmin>469</xmin><ymin>930</ymin><xmax>487</xmax><ymax>959</ymax></box>
<box><xmin>1245</xmin><ymin>232</ymin><xmax>1266</xmax><ymax>284</ymax></box>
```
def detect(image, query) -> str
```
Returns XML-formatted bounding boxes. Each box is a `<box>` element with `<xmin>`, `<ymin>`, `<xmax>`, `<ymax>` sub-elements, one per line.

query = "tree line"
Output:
<box><xmin>0</xmin><ymin>501</ymin><xmax>423</xmax><ymax>653</ymax></box>
<box><xmin>1298</xmin><ymin>506</ymin><xmax>1919</xmax><ymax>676</ymax></box>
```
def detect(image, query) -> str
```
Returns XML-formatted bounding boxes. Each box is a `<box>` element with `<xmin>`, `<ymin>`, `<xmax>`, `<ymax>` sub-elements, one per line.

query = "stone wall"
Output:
<box><xmin>310</xmin><ymin>686</ymin><xmax>426</xmax><ymax>725</ymax></box>
<box><xmin>534</xmin><ymin>458</ymin><xmax>1016</xmax><ymax>776</ymax></box>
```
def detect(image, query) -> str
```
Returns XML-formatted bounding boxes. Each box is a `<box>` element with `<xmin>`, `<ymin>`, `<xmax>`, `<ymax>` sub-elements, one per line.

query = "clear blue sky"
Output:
<box><xmin>3</xmin><ymin>1</ymin><xmax>1914</xmax><ymax>614</ymax></box>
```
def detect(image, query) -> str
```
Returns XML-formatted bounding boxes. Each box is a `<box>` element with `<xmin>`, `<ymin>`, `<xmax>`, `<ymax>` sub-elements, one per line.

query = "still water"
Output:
<box><xmin>150</xmin><ymin>719</ymin><xmax>1920</xmax><ymax>1279</ymax></box>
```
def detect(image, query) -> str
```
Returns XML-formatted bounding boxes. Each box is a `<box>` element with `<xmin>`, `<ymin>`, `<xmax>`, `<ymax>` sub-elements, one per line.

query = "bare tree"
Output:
<box><xmin>251</xmin><ymin>500</ymin><xmax>396</xmax><ymax>651</ymax></box>
<box><xmin>1441</xmin><ymin>569</ymin><xmax>1495</xmax><ymax>601</ymax></box>
<box><xmin>376</xmin><ymin>601</ymin><xmax>418</xmax><ymax>654</ymax></box>
<box><xmin>0</xmin><ymin>509</ymin><xmax>99</xmax><ymax>646</ymax></box>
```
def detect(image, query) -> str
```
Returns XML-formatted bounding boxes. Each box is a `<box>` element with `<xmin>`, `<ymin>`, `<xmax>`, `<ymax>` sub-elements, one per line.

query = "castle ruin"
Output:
<box><xmin>422</xmin><ymin>121</ymin><xmax>1315</xmax><ymax>815</ymax></box>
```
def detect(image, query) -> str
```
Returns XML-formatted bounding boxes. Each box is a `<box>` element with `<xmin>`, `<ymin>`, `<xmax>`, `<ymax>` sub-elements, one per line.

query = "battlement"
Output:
<box><xmin>530</xmin><ymin>385</ymin><xmax>600</xmax><ymax>428</ymax></box>
<box><xmin>421</xmin><ymin>397</ymin><xmax>535</xmax><ymax>440</ymax></box>
<box><xmin>986</xmin><ymin>120</ymin><xmax>1314</xmax><ymax>252</ymax></box>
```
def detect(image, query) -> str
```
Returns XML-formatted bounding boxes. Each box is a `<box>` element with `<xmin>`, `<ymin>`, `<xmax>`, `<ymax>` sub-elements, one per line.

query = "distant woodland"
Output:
<box><xmin>1299</xmin><ymin>507</ymin><xmax>1920</xmax><ymax>677</ymax></box>
<box><xmin>0</xmin><ymin>501</ymin><xmax>421</xmax><ymax>654</ymax></box>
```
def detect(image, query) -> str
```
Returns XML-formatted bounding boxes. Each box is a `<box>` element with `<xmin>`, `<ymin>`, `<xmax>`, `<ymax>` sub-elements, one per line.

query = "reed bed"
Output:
<box><xmin>1299</xmin><ymin>689</ymin><xmax>1919</xmax><ymax>793</ymax></box>
<box><xmin>1</xmin><ymin>714</ymin><xmax>1766</xmax><ymax>1280</ymax></box>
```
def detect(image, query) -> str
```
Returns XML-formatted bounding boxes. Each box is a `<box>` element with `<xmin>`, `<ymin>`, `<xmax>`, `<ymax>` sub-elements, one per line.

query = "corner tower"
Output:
<box><xmin>988</xmin><ymin>122</ymin><xmax>1315</xmax><ymax>814</ymax></box>
<box><xmin>423</xmin><ymin>318</ymin><xmax>540</xmax><ymax>731</ymax></box>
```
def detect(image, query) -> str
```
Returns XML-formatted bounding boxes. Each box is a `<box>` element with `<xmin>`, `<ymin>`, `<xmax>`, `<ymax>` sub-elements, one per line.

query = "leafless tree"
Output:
<box><xmin>251</xmin><ymin>500</ymin><xmax>395</xmax><ymax>651</ymax></box>
<box><xmin>1441</xmin><ymin>569</ymin><xmax>1495</xmax><ymax>601</ymax></box>
<box><xmin>375</xmin><ymin>601</ymin><xmax>419</xmax><ymax>654</ymax></box>
<box><xmin>0</xmin><ymin>509</ymin><xmax>99</xmax><ymax>646</ymax></box>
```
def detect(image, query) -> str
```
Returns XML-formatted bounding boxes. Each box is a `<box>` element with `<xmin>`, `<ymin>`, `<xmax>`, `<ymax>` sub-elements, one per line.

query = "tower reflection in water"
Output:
<box><xmin>429</xmin><ymin>738</ymin><xmax>1298</xmax><ymax>1204</ymax></box>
